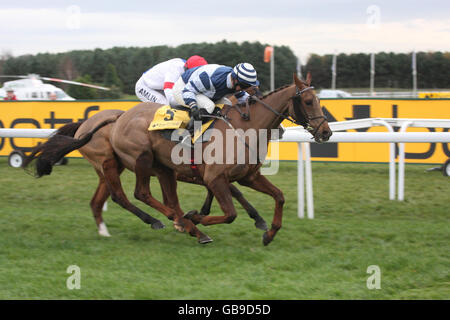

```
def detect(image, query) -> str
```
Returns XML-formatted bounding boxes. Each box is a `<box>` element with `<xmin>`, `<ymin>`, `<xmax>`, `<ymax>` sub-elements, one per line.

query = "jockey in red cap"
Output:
<box><xmin>184</xmin><ymin>55</ymin><xmax>208</xmax><ymax>70</ymax></box>
<box><xmin>135</xmin><ymin>55</ymin><xmax>208</xmax><ymax>105</ymax></box>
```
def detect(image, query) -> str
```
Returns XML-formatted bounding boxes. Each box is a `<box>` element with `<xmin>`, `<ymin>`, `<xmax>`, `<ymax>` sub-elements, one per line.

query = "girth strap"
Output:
<box><xmin>190</xmin><ymin>145</ymin><xmax>203</xmax><ymax>182</ymax></box>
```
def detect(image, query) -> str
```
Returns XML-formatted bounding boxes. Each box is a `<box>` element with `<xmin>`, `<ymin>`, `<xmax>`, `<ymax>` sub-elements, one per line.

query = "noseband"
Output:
<box><xmin>291</xmin><ymin>86</ymin><xmax>328</xmax><ymax>136</ymax></box>
<box><xmin>250</xmin><ymin>86</ymin><xmax>327</xmax><ymax>136</ymax></box>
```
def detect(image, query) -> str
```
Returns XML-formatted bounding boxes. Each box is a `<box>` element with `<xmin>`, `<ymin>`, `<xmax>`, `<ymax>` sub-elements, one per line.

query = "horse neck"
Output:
<box><xmin>252</xmin><ymin>85</ymin><xmax>296</xmax><ymax>130</ymax></box>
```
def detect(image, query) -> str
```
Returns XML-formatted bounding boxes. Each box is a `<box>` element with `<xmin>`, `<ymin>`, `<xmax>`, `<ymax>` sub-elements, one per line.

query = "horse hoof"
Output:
<box><xmin>98</xmin><ymin>222</ymin><xmax>111</xmax><ymax>237</ymax></box>
<box><xmin>184</xmin><ymin>210</ymin><xmax>198</xmax><ymax>219</ymax></box>
<box><xmin>173</xmin><ymin>221</ymin><xmax>185</xmax><ymax>233</ymax></box>
<box><xmin>262</xmin><ymin>232</ymin><xmax>272</xmax><ymax>246</ymax></box>
<box><xmin>198</xmin><ymin>235</ymin><xmax>213</xmax><ymax>244</ymax></box>
<box><xmin>255</xmin><ymin>220</ymin><xmax>268</xmax><ymax>231</ymax></box>
<box><xmin>151</xmin><ymin>221</ymin><xmax>165</xmax><ymax>230</ymax></box>
<box><xmin>98</xmin><ymin>230</ymin><xmax>111</xmax><ymax>237</ymax></box>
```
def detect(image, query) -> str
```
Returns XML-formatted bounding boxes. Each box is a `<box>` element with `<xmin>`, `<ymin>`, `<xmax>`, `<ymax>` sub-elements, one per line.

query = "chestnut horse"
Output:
<box><xmin>24</xmin><ymin>72</ymin><xmax>330</xmax><ymax>245</ymax></box>
<box><xmin>22</xmin><ymin>109</ymin><xmax>268</xmax><ymax>238</ymax></box>
<box><xmin>109</xmin><ymin>72</ymin><xmax>331</xmax><ymax>245</ymax></box>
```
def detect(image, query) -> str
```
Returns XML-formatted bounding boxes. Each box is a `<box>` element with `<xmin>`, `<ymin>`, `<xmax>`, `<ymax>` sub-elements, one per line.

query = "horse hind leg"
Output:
<box><xmin>90</xmin><ymin>171</ymin><xmax>111</xmax><ymax>237</ymax></box>
<box><xmin>199</xmin><ymin>188</ymin><xmax>214</xmax><ymax>216</ymax></box>
<box><xmin>156</xmin><ymin>167</ymin><xmax>212</xmax><ymax>244</ymax></box>
<box><xmin>133</xmin><ymin>151</ymin><xmax>183</xmax><ymax>228</ymax></box>
<box><xmin>159</xmin><ymin>179</ymin><xmax>188</xmax><ymax>234</ymax></box>
<box><xmin>102</xmin><ymin>158</ymin><xmax>165</xmax><ymax>230</ymax></box>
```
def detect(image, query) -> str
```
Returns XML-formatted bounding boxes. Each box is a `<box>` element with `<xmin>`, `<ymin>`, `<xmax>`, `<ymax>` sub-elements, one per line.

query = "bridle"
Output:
<box><xmin>200</xmin><ymin>84</ymin><xmax>328</xmax><ymax>166</ymax></box>
<box><xmin>249</xmin><ymin>86</ymin><xmax>328</xmax><ymax>137</ymax></box>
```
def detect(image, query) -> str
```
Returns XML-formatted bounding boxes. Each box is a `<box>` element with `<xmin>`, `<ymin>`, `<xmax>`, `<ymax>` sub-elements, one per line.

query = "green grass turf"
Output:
<box><xmin>0</xmin><ymin>158</ymin><xmax>448</xmax><ymax>299</ymax></box>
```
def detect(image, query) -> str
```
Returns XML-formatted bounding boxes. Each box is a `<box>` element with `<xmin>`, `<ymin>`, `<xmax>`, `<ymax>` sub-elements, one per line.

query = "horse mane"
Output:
<box><xmin>246</xmin><ymin>84</ymin><xmax>293</xmax><ymax>105</ymax></box>
<box><xmin>261</xmin><ymin>84</ymin><xmax>292</xmax><ymax>99</ymax></box>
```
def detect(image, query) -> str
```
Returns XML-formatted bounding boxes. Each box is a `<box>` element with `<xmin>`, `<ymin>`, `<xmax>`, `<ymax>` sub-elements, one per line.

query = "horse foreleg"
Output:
<box><xmin>175</xmin><ymin>175</ymin><xmax>214</xmax><ymax>216</ymax></box>
<box><xmin>238</xmin><ymin>172</ymin><xmax>285</xmax><ymax>246</ymax></box>
<box><xmin>134</xmin><ymin>151</ymin><xmax>209</xmax><ymax>242</ymax></box>
<box><xmin>156</xmin><ymin>168</ymin><xmax>212</xmax><ymax>244</ymax></box>
<box><xmin>177</xmin><ymin>175</ymin><xmax>264</xmax><ymax>229</ymax></box>
<box><xmin>229</xmin><ymin>184</ymin><xmax>268</xmax><ymax>231</ymax></box>
<box><xmin>192</xmin><ymin>182</ymin><xmax>267</xmax><ymax>230</ymax></box>
<box><xmin>185</xmin><ymin>175</ymin><xmax>238</xmax><ymax>226</ymax></box>
<box><xmin>102</xmin><ymin>158</ymin><xmax>165</xmax><ymax>229</ymax></box>
<box><xmin>91</xmin><ymin>170</ymin><xmax>111</xmax><ymax>237</ymax></box>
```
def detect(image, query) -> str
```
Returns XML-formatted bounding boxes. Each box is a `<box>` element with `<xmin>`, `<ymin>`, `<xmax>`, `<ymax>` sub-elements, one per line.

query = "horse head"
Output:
<box><xmin>289</xmin><ymin>72</ymin><xmax>332</xmax><ymax>143</ymax></box>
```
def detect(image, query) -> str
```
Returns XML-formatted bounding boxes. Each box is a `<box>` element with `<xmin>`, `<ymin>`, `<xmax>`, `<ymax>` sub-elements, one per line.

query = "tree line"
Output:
<box><xmin>0</xmin><ymin>41</ymin><xmax>297</xmax><ymax>98</ymax></box>
<box><xmin>0</xmin><ymin>41</ymin><xmax>448</xmax><ymax>99</ymax></box>
<box><xmin>304</xmin><ymin>51</ymin><xmax>450</xmax><ymax>89</ymax></box>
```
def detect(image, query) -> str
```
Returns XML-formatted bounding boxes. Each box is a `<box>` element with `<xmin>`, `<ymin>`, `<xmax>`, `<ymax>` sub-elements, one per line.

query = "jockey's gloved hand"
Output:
<box><xmin>190</xmin><ymin>106</ymin><xmax>201</xmax><ymax>121</ymax></box>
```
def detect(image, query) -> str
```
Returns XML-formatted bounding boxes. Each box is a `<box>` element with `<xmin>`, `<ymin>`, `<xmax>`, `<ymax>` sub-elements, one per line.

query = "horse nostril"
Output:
<box><xmin>321</xmin><ymin>130</ymin><xmax>332</xmax><ymax>141</ymax></box>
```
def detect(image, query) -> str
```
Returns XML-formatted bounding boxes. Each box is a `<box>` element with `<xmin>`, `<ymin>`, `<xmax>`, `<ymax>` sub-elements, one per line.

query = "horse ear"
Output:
<box><xmin>293</xmin><ymin>73</ymin><xmax>305</xmax><ymax>88</ymax></box>
<box><xmin>306</xmin><ymin>72</ymin><xmax>312</xmax><ymax>86</ymax></box>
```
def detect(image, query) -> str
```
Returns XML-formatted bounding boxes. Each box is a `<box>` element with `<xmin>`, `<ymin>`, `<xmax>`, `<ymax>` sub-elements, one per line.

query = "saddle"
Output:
<box><xmin>148</xmin><ymin>104</ymin><xmax>225</xmax><ymax>144</ymax></box>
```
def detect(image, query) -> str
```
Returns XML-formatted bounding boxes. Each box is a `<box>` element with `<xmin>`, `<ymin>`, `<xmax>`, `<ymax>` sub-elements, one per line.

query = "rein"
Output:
<box><xmin>250</xmin><ymin>86</ymin><xmax>327</xmax><ymax>137</ymax></box>
<box><xmin>231</xmin><ymin>99</ymin><xmax>251</xmax><ymax>120</ymax></box>
<box><xmin>187</xmin><ymin>85</ymin><xmax>328</xmax><ymax>176</ymax></box>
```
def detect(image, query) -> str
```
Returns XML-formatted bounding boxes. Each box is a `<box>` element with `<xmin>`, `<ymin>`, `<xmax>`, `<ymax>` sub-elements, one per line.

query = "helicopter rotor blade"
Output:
<box><xmin>0</xmin><ymin>74</ymin><xmax>110</xmax><ymax>91</ymax></box>
<box><xmin>0</xmin><ymin>75</ymin><xmax>29</xmax><ymax>79</ymax></box>
<box><xmin>40</xmin><ymin>77</ymin><xmax>110</xmax><ymax>91</ymax></box>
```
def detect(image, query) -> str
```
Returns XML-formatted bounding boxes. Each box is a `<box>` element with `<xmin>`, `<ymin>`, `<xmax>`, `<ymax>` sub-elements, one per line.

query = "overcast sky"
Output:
<box><xmin>1</xmin><ymin>0</ymin><xmax>449</xmax><ymax>63</ymax></box>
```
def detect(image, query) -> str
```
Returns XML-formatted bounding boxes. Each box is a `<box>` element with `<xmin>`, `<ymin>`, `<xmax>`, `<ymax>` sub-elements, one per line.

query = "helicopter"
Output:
<box><xmin>0</xmin><ymin>74</ymin><xmax>110</xmax><ymax>100</ymax></box>
<box><xmin>1</xmin><ymin>74</ymin><xmax>111</xmax><ymax>167</ymax></box>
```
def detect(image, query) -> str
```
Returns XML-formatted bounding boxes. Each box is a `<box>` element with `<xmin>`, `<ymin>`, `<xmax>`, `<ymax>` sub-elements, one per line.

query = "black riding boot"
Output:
<box><xmin>186</xmin><ymin>109</ymin><xmax>209</xmax><ymax>135</ymax></box>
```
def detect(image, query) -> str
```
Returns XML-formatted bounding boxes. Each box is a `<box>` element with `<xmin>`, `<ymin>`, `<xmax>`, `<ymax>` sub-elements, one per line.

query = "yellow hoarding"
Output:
<box><xmin>418</xmin><ymin>92</ymin><xmax>450</xmax><ymax>99</ymax></box>
<box><xmin>0</xmin><ymin>100</ymin><xmax>138</xmax><ymax>158</ymax></box>
<box><xmin>273</xmin><ymin>98</ymin><xmax>450</xmax><ymax>164</ymax></box>
<box><xmin>0</xmin><ymin>99</ymin><xmax>449</xmax><ymax>164</ymax></box>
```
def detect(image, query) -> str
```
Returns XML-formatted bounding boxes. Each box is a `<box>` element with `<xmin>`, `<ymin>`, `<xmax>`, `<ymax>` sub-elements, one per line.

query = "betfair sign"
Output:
<box><xmin>0</xmin><ymin>99</ymin><xmax>449</xmax><ymax>163</ymax></box>
<box><xmin>274</xmin><ymin>98</ymin><xmax>450</xmax><ymax>164</ymax></box>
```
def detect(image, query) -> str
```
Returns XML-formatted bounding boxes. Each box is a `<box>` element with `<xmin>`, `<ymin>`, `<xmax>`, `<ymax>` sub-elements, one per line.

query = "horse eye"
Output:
<box><xmin>305</xmin><ymin>99</ymin><xmax>313</xmax><ymax>105</ymax></box>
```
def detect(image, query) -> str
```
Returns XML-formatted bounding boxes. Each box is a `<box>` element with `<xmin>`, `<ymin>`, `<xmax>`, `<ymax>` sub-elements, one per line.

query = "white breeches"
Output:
<box><xmin>135</xmin><ymin>78</ymin><xmax>168</xmax><ymax>104</ymax></box>
<box><xmin>172</xmin><ymin>78</ymin><xmax>231</xmax><ymax>114</ymax></box>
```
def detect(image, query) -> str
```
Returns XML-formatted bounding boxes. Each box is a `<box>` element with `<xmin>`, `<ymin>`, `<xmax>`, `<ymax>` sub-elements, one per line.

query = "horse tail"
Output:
<box><xmin>23</xmin><ymin>118</ymin><xmax>117</xmax><ymax>177</ymax></box>
<box><xmin>54</xmin><ymin>121</ymin><xmax>84</xmax><ymax>138</ymax></box>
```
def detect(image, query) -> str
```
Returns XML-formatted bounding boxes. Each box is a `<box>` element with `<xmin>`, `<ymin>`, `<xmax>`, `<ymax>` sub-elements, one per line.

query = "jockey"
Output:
<box><xmin>172</xmin><ymin>63</ymin><xmax>259</xmax><ymax>125</ymax></box>
<box><xmin>135</xmin><ymin>55</ymin><xmax>208</xmax><ymax>105</ymax></box>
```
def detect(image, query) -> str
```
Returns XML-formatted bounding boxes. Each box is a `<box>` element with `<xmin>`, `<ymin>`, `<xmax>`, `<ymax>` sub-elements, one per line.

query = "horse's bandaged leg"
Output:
<box><xmin>98</xmin><ymin>222</ymin><xmax>111</xmax><ymax>237</ymax></box>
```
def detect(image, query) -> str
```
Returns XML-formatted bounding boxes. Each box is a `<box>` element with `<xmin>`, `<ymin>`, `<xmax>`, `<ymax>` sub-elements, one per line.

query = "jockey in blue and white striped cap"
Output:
<box><xmin>172</xmin><ymin>62</ymin><xmax>259</xmax><ymax>123</ymax></box>
<box><xmin>232</xmin><ymin>63</ymin><xmax>260</xmax><ymax>88</ymax></box>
